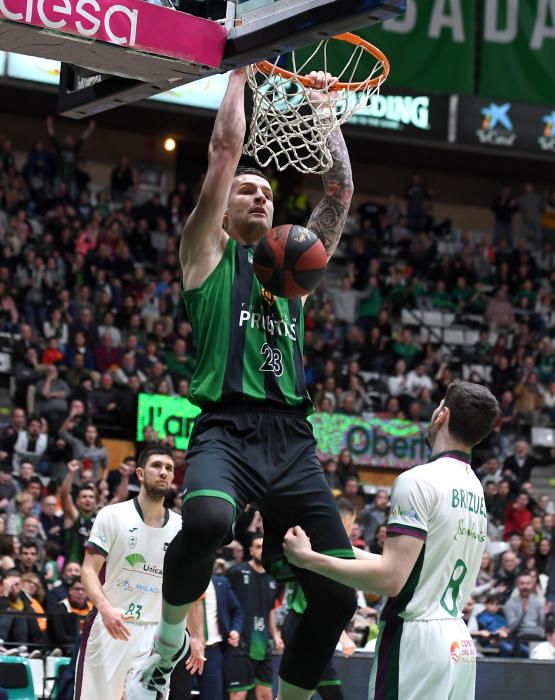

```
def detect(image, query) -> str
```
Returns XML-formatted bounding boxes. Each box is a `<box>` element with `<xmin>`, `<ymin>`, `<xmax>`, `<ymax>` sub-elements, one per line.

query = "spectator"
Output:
<box><xmin>0</xmin><ymin>408</ymin><xmax>26</xmax><ymax>463</ymax></box>
<box><xmin>518</xmin><ymin>183</ymin><xmax>544</xmax><ymax>245</ymax></box>
<box><xmin>476</xmin><ymin>594</ymin><xmax>511</xmax><ymax>655</ymax></box>
<box><xmin>35</xmin><ymin>365</ymin><xmax>70</xmax><ymax>433</ymax></box>
<box><xmin>16</xmin><ymin>541</ymin><xmax>44</xmax><ymax>584</ymax></box>
<box><xmin>110</xmin><ymin>156</ymin><xmax>134</xmax><ymax>200</ymax></box>
<box><xmin>321</xmin><ymin>459</ymin><xmax>343</xmax><ymax>493</ymax></box>
<box><xmin>60</xmin><ymin>461</ymin><xmax>97</xmax><ymax>563</ymax></box>
<box><xmin>485</xmin><ymin>289</ymin><xmax>515</xmax><ymax>329</ymax></box>
<box><xmin>341</xmin><ymin>476</ymin><xmax>366</xmax><ymax>513</ymax></box>
<box><xmin>45</xmin><ymin>560</ymin><xmax>81</xmax><ymax>611</ymax></box>
<box><xmin>49</xmin><ymin>576</ymin><xmax>93</xmax><ymax>654</ymax></box>
<box><xmin>504</xmin><ymin>440</ymin><xmax>554</xmax><ymax>484</ymax></box>
<box><xmin>20</xmin><ymin>572</ymin><xmax>48</xmax><ymax>634</ymax></box>
<box><xmin>5</xmin><ymin>492</ymin><xmax>34</xmax><ymax>536</ymax></box>
<box><xmin>0</xmin><ymin>465</ymin><xmax>18</xmax><ymax>513</ymax></box>
<box><xmin>358</xmin><ymin>489</ymin><xmax>389</xmax><ymax>547</ymax></box>
<box><xmin>369</xmin><ymin>523</ymin><xmax>387</xmax><ymax>555</ymax></box>
<box><xmin>504</xmin><ymin>573</ymin><xmax>545</xmax><ymax>656</ymax></box>
<box><xmin>60</xmin><ymin>424</ymin><xmax>107</xmax><ymax>485</ymax></box>
<box><xmin>494</xmin><ymin>551</ymin><xmax>521</xmax><ymax>603</ymax></box>
<box><xmin>504</xmin><ymin>492</ymin><xmax>533</xmax><ymax>540</ymax></box>
<box><xmin>405</xmin><ymin>174</ymin><xmax>431</xmax><ymax>232</ymax></box>
<box><xmin>46</xmin><ymin>116</ymin><xmax>95</xmax><ymax>196</ymax></box>
<box><xmin>12</xmin><ymin>415</ymin><xmax>48</xmax><ymax>475</ymax></box>
<box><xmin>491</xmin><ymin>186</ymin><xmax>518</xmax><ymax>246</ymax></box>
<box><xmin>39</xmin><ymin>494</ymin><xmax>64</xmax><ymax>549</ymax></box>
<box><xmin>0</xmin><ymin>569</ymin><xmax>43</xmax><ymax>652</ymax></box>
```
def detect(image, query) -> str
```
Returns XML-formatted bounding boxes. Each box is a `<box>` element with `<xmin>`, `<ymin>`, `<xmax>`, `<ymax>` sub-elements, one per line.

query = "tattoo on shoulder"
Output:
<box><xmin>307</xmin><ymin>128</ymin><xmax>354</xmax><ymax>260</ymax></box>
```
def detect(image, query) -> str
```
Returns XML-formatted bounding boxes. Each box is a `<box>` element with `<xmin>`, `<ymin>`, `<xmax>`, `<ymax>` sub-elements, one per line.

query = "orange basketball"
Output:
<box><xmin>253</xmin><ymin>224</ymin><xmax>327</xmax><ymax>299</ymax></box>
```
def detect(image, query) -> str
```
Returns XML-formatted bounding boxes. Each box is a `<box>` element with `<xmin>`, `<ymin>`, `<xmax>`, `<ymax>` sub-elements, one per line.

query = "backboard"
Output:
<box><xmin>0</xmin><ymin>0</ymin><xmax>405</xmax><ymax>117</ymax></box>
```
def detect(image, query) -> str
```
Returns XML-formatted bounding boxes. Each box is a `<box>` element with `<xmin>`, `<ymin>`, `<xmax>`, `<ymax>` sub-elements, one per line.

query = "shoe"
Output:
<box><xmin>126</xmin><ymin>631</ymin><xmax>189</xmax><ymax>700</ymax></box>
<box><xmin>49</xmin><ymin>648</ymin><xmax>63</xmax><ymax>657</ymax></box>
<box><xmin>4</xmin><ymin>645</ymin><xmax>28</xmax><ymax>656</ymax></box>
<box><xmin>28</xmin><ymin>650</ymin><xmax>42</xmax><ymax>659</ymax></box>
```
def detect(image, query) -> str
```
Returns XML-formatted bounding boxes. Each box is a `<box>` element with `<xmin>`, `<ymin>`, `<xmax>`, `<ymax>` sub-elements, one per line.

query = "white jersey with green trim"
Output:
<box><xmin>86</xmin><ymin>498</ymin><xmax>181</xmax><ymax>623</ymax></box>
<box><xmin>384</xmin><ymin>452</ymin><xmax>486</xmax><ymax>622</ymax></box>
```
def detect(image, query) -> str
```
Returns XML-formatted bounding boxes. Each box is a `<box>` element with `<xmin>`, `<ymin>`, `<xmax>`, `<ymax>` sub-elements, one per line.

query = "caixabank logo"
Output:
<box><xmin>476</xmin><ymin>102</ymin><xmax>516</xmax><ymax>147</ymax></box>
<box><xmin>538</xmin><ymin>110</ymin><xmax>555</xmax><ymax>153</ymax></box>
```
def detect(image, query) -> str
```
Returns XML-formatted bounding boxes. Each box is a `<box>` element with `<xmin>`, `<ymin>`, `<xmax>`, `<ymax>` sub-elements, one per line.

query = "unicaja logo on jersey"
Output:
<box><xmin>476</xmin><ymin>103</ymin><xmax>515</xmax><ymax>147</ymax></box>
<box><xmin>450</xmin><ymin>641</ymin><xmax>461</xmax><ymax>663</ymax></box>
<box><xmin>125</xmin><ymin>553</ymin><xmax>146</xmax><ymax>568</ymax></box>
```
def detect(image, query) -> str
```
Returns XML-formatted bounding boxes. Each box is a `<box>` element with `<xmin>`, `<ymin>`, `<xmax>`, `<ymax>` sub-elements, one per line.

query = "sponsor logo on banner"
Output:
<box><xmin>476</xmin><ymin>102</ymin><xmax>516</xmax><ymax>147</ymax></box>
<box><xmin>450</xmin><ymin>641</ymin><xmax>461</xmax><ymax>663</ymax></box>
<box><xmin>538</xmin><ymin>111</ymin><xmax>555</xmax><ymax>152</ymax></box>
<box><xmin>351</xmin><ymin>95</ymin><xmax>430</xmax><ymax>131</ymax></box>
<box><xmin>0</xmin><ymin>0</ymin><xmax>138</xmax><ymax>45</ymax></box>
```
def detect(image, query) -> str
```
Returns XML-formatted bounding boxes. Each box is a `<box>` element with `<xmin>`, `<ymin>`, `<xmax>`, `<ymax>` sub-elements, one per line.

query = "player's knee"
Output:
<box><xmin>181</xmin><ymin>496</ymin><xmax>234</xmax><ymax>550</ymax></box>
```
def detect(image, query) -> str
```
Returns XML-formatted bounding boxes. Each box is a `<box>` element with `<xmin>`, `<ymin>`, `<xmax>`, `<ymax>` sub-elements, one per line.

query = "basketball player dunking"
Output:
<box><xmin>127</xmin><ymin>68</ymin><xmax>356</xmax><ymax>700</ymax></box>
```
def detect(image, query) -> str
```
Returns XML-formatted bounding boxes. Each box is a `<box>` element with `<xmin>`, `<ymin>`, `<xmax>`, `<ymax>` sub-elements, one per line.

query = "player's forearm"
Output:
<box><xmin>187</xmin><ymin>598</ymin><xmax>204</xmax><ymax>642</ymax></box>
<box><xmin>307</xmin><ymin>127</ymin><xmax>353</xmax><ymax>260</ymax></box>
<box><xmin>82</xmin><ymin>564</ymin><xmax>111</xmax><ymax>613</ymax></box>
<box><xmin>301</xmin><ymin>551</ymin><xmax>396</xmax><ymax>597</ymax></box>
<box><xmin>209</xmin><ymin>70</ymin><xmax>247</xmax><ymax>162</ymax></box>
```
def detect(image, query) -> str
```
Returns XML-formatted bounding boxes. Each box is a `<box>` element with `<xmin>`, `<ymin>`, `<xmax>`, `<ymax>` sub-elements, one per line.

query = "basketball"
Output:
<box><xmin>253</xmin><ymin>224</ymin><xmax>327</xmax><ymax>299</ymax></box>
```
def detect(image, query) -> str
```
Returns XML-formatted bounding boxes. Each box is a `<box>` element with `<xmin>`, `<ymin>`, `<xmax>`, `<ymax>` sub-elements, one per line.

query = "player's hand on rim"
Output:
<box><xmin>283</xmin><ymin>526</ymin><xmax>313</xmax><ymax>568</ymax></box>
<box><xmin>98</xmin><ymin>604</ymin><xmax>133</xmax><ymax>641</ymax></box>
<box><xmin>186</xmin><ymin>636</ymin><xmax>206</xmax><ymax>675</ymax></box>
<box><xmin>305</xmin><ymin>70</ymin><xmax>339</xmax><ymax>112</ymax></box>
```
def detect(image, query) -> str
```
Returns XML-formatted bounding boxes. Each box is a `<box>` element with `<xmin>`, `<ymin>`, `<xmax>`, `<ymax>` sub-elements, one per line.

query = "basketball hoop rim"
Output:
<box><xmin>254</xmin><ymin>32</ymin><xmax>390</xmax><ymax>91</ymax></box>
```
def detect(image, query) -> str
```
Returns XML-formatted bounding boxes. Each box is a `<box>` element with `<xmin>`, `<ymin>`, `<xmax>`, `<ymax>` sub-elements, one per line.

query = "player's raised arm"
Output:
<box><xmin>180</xmin><ymin>68</ymin><xmax>248</xmax><ymax>290</ymax></box>
<box><xmin>306</xmin><ymin>75</ymin><xmax>354</xmax><ymax>262</ymax></box>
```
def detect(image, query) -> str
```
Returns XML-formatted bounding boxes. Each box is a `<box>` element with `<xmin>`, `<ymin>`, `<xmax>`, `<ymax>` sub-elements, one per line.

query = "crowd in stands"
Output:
<box><xmin>0</xmin><ymin>124</ymin><xmax>555</xmax><ymax>665</ymax></box>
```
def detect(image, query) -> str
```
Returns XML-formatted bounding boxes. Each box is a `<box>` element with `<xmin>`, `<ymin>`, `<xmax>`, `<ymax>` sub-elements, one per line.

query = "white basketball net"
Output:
<box><xmin>244</xmin><ymin>37</ymin><xmax>387</xmax><ymax>174</ymax></box>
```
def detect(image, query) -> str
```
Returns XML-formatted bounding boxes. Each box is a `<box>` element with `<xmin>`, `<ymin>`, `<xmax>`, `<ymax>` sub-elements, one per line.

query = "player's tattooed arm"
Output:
<box><xmin>307</xmin><ymin>127</ymin><xmax>354</xmax><ymax>261</ymax></box>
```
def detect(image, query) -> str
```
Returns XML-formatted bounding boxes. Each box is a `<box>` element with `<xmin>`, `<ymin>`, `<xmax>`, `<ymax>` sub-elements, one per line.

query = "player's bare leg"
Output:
<box><xmin>278</xmin><ymin>678</ymin><xmax>314</xmax><ymax>700</ymax></box>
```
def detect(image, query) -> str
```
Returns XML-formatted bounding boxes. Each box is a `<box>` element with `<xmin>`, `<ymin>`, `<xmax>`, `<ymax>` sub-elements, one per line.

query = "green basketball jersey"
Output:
<box><xmin>182</xmin><ymin>237</ymin><xmax>312</xmax><ymax>413</ymax></box>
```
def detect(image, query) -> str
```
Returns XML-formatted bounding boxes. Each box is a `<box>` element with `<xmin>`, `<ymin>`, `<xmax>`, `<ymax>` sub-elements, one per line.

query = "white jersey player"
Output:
<box><xmin>283</xmin><ymin>382</ymin><xmax>501</xmax><ymax>700</ymax></box>
<box><xmin>78</xmin><ymin>446</ymin><xmax>202</xmax><ymax>700</ymax></box>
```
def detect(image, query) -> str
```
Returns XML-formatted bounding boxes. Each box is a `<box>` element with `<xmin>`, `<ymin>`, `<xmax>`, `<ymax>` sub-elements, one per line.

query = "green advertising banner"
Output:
<box><xmin>358</xmin><ymin>0</ymin><xmax>477</xmax><ymax>94</ymax></box>
<box><xmin>137</xmin><ymin>394</ymin><xmax>429</xmax><ymax>468</ymax></box>
<box><xmin>288</xmin><ymin>0</ymin><xmax>476</xmax><ymax>94</ymax></box>
<box><xmin>479</xmin><ymin>0</ymin><xmax>555</xmax><ymax>105</ymax></box>
<box><xmin>311</xmin><ymin>413</ymin><xmax>429</xmax><ymax>469</ymax></box>
<box><xmin>137</xmin><ymin>394</ymin><xmax>201</xmax><ymax>450</ymax></box>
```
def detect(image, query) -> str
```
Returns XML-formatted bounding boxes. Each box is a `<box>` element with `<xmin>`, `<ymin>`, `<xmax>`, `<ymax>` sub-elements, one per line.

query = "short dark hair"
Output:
<box><xmin>20</xmin><ymin>541</ymin><xmax>38</xmax><ymax>552</ymax></box>
<box><xmin>443</xmin><ymin>382</ymin><xmax>500</xmax><ymax>447</ymax></box>
<box><xmin>137</xmin><ymin>444</ymin><xmax>175</xmax><ymax>469</ymax></box>
<box><xmin>546</xmin><ymin>619</ymin><xmax>555</xmax><ymax>637</ymax></box>
<box><xmin>249</xmin><ymin>533</ymin><xmax>264</xmax><ymax>547</ymax></box>
<box><xmin>485</xmin><ymin>594</ymin><xmax>500</xmax><ymax>605</ymax></box>
<box><xmin>77</xmin><ymin>484</ymin><xmax>96</xmax><ymax>497</ymax></box>
<box><xmin>335</xmin><ymin>497</ymin><xmax>356</xmax><ymax>518</ymax></box>
<box><xmin>235</xmin><ymin>166</ymin><xmax>270</xmax><ymax>184</ymax></box>
<box><xmin>67</xmin><ymin>576</ymin><xmax>82</xmax><ymax>588</ymax></box>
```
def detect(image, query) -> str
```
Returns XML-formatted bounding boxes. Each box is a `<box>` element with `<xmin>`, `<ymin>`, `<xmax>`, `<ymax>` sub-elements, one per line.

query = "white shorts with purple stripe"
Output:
<box><xmin>74</xmin><ymin>611</ymin><xmax>157</xmax><ymax>700</ymax></box>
